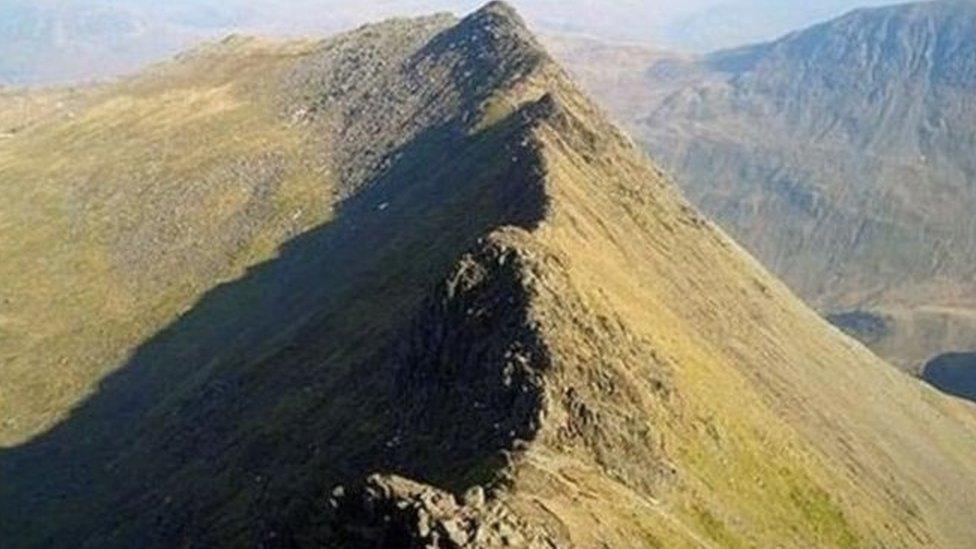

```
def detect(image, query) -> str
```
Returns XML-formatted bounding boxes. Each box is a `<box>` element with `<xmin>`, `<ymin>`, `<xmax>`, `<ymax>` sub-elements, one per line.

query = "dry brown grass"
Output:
<box><xmin>0</xmin><ymin>37</ymin><xmax>331</xmax><ymax>444</ymax></box>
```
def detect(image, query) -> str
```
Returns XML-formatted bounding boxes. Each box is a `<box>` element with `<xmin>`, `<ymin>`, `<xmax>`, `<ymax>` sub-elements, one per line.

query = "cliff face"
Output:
<box><xmin>2</xmin><ymin>3</ymin><xmax>976</xmax><ymax>547</ymax></box>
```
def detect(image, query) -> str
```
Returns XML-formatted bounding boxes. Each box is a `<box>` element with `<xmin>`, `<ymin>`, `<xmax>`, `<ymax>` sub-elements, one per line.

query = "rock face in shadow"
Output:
<box><xmin>392</xmin><ymin>233</ymin><xmax>550</xmax><ymax>488</ymax></box>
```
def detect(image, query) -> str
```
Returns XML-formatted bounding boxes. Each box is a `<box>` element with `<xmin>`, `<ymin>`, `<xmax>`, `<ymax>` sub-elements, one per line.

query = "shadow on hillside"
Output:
<box><xmin>0</xmin><ymin>100</ymin><xmax>549</xmax><ymax>547</ymax></box>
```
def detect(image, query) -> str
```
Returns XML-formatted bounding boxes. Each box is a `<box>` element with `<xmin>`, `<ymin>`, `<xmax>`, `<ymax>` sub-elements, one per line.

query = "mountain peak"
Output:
<box><xmin>710</xmin><ymin>0</ymin><xmax>976</xmax><ymax>83</ymax></box>
<box><xmin>451</xmin><ymin>0</ymin><xmax>544</xmax><ymax>61</ymax></box>
<box><xmin>471</xmin><ymin>1</ymin><xmax>525</xmax><ymax>25</ymax></box>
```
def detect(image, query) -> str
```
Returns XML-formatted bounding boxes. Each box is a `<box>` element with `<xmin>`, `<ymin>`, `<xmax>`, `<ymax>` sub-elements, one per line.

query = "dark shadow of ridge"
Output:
<box><xmin>0</xmin><ymin>98</ymin><xmax>551</xmax><ymax>548</ymax></box>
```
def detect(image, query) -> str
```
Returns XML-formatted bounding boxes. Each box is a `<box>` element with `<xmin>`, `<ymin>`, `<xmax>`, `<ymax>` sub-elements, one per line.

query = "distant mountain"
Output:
<box><xmin>557</xmin><ymin>0</ymin><xmax>976</xmax><ymax>381</ymax></box>
<box><xmin>0</xmin><ymin>0</ymin><xmax>248</xmax><ymax>85</ymax></box>
<box><xmin>0</xmin><ymin>0</ymin><xmax>914</xmax><ymax>86</ymax></box>
<box><xmin>3</xmin><ymin>2</ymin><xmax>976</xmax><ymax>546</ymax></box>
<box><xmin>662</xmin><ymin>0</ymin><xmax>907</xmax><ymax>52</ymax></box>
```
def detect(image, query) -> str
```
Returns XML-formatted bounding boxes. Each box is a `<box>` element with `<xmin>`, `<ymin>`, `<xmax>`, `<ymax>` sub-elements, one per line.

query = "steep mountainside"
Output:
<box><xmin>557</xmin><ymin>0</ymin><xmax>976</xmax><ymax>378</ymax></box>
<box><xmin>2</xmin><ymin>3</ymin><xmax>976</xmax><ymax>547</ymax></box>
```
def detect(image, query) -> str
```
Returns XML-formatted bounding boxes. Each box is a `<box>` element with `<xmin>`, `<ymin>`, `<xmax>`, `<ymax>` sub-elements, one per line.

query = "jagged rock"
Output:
<box><xmin>329</xmin><ymin>474</ymin><xmax>551</xmax><ymax>548</ymax></box>
<box><xmin>391</xmin><ymin>234</ymin><xmax>551</xmax><ymax>482</ymax></box>
<box><xmin>463</xmin><ymin>486</ymin><xmax>486</xmax><ymax>509</ymax></box>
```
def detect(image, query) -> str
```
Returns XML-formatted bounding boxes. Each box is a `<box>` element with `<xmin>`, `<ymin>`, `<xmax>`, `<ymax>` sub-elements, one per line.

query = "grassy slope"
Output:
<box><xmin>0</xmin><ymin>37</ymin><xmax>335</xmax><ymax>444</ymax></box>
<box><xmin>478</xmin><ymin>68</ymin><xmax>976</xmax><ymax>546</ymax></box>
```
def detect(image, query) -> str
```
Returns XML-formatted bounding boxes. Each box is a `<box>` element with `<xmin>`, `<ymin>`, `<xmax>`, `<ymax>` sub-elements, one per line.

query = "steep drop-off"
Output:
<box><xmin>2</xmin><ymin>3</ymin><xmax>976</xmax><ymax>547</ymax></box>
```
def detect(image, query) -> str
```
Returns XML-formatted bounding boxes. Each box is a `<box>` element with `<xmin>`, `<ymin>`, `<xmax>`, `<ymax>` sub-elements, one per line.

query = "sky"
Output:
<box><xmin>233</xmin><ymin>0</ymin><xmax>911</xmax><ymax>49</ymax></box>
<box><xmin>0</xmin><ymin>0</ymin><xmax>915</xmax><ymax>85</ymax></box>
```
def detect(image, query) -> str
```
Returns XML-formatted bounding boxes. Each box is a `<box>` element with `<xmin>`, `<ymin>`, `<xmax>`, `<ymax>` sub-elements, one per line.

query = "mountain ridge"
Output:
<box><xmin>2</xmin><ymin>2</ymin><xmax>976</xmax><ymax>547</ymax></box>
